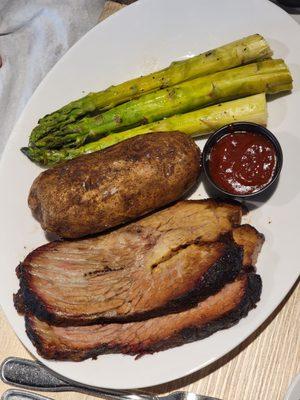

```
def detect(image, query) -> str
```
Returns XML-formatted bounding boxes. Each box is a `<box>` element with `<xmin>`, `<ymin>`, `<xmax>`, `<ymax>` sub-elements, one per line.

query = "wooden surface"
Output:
<box><xmin>1</xmin><ymin>2</ymin><xmax>299</xmax><ymax>399</ymax></box>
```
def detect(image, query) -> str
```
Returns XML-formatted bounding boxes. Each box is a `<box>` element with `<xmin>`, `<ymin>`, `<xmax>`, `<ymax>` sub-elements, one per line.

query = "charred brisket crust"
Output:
<box><xmin>222</xmin><ymin>224</ymin><xmax>265</xmax><ymax>272</ymax></box>
<box><xmin>148</xmin><ymin>273</ymin><xmax>262</xmax><ymax>355</ymax></box>
<box><xmin>160</xmin><ymin>243</ymin><xmax>243</xmax><ymax>313</ymax></box>
<box><xmin>18</xmin><ymin>244</ymin><xmax>243</xmax><ymax>326</ymax></box>
<box><xmin>13</xmin><ymin>289</ymin><xmax>25</xmax><ymax>315</ymax></box>
<box><xmin>25</xmin><ymin>274</ymin><xmax>262</xmax><ymax>361</ymax></box>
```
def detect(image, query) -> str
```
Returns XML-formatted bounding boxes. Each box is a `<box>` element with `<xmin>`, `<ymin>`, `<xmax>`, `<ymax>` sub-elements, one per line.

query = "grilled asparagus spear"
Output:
<box><xmin>30</xmin><ymin>34</ymin><xmax>272</xmax><ymax>144</ymax></box>
<box><xmin>33</xmin><ymin>59</ymin><xmax>292</xmax><ymax>149</ymax></box>
<box><xmin>22</xmin><ymin>93</ymin><xmax>267</xmax><ymax>166</ymax></box>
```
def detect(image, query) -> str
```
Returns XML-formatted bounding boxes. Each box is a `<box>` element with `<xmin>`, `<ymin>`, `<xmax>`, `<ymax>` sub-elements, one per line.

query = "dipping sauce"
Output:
<box><xmin>208</xmin><ymin>131</ymin><xmax>277</xmax><ymax>195</ymax></box>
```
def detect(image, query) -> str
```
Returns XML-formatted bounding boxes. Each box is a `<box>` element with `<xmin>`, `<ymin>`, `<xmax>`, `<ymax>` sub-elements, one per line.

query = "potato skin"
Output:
<box><xmin>28</xmin><ymin>132</ymin><xmax>201</xmax><ymax>238</ymax></box>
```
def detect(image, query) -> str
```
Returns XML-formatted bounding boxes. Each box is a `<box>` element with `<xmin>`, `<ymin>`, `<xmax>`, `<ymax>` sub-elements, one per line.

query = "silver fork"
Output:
<box><xmin>1</xmin><ymin>357</ymin><xmax>220</xmax><ymax>400</ymax></box>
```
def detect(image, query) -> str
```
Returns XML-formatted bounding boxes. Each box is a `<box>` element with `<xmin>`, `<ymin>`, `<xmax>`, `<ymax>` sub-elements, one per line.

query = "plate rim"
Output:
<box><xmin>0</xmin><ymin>0</ymin><xmax>300</xmax><ymax>389</ymax></box>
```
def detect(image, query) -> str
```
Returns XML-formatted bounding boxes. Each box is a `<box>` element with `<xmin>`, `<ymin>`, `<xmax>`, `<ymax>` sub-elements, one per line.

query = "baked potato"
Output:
<box><xmin>28</xmin><ymin>131</ymin><xmax>201</xmax><ymax>238</ymax></box>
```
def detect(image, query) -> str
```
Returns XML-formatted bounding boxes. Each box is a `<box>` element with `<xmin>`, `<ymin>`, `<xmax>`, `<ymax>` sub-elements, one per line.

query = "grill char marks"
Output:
<box><xmin>25</xmin><ymin>274</ymin><xmax>262</xmax><ymax>361</ymax></box>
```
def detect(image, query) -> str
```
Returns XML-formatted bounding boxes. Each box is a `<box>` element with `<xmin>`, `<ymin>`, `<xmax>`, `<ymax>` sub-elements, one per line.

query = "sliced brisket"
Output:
<box><xmin>16</xmin><ymin>200</ymin><xmax>243</xmax><ymax>325</ymax></box>
<box><xmin>18</xmin><ymin>242</ymin><xmax>243</xmax><ymax>325</ymax></box>
<box><xmin>232</xmin><ymin>224</ymin><xmax>265</xmax><ymax>268</ymax></box>
<box><xmin>25</xmin><ymin>273</ymin><xmax>262</xmax><ymax>361</ymax></box>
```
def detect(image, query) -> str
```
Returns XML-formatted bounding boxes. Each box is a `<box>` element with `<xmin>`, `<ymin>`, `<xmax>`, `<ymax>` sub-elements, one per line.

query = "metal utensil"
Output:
<box><xmin>1</xmin><ymin>390</ymin><xmax>220</xmax><ymax>400</ymax></box>
<box><xmin>1</xmin><ymin>389</ymin><xmax>220</xmax><ymax>400</ymax></box>
<box><xmin>0</xmin><ymin>357</ymin><xmax>220</xmax><ymax>400</ymax></box>
<box><xmin>2</xmin><ymin>389</ymin><xmax>53</xmax><ymax>400</ymax></box>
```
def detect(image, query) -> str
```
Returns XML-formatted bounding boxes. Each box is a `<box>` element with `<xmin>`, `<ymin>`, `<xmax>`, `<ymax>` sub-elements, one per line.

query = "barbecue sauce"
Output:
<box><xmin>208</xmin><ymin>131</ymin><xmax>277</xmax><ymax>195</ymax></box>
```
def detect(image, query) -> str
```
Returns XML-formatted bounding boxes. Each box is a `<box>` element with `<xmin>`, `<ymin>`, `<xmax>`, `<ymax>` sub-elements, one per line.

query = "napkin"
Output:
<box><xmin>0</xmin><ymin>0</ymin><xmax>105</xmax><ymax>156</ymax></box>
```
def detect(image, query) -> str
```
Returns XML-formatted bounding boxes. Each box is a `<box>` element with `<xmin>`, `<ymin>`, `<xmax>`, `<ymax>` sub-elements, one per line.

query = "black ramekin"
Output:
<box><xmin>202</xmin><ymin>122</ymin><xmax>283</xmax><ymax>199</ymax></box>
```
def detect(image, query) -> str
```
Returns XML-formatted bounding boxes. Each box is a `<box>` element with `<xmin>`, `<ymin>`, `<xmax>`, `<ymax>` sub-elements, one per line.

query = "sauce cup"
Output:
<box><xmin>202</xmin><ymin>122</ymin><xmax>283</xmax><ymax>199</ymax></box>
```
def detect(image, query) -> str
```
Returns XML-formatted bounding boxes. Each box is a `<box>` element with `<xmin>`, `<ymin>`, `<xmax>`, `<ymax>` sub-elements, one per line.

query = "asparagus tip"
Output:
<box><xmin>21</xmin><ymin>147</ymin><xmax>36</xmax><ymax>163</ymax></box>
<box><xmin>21</xmin><ymin>147</ymin><xmax>29</xmax><ymax>156</ymax></box>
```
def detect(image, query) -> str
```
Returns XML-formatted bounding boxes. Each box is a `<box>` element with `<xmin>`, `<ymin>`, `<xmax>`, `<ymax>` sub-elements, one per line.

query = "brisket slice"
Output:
<box><xmin>15</xmin><ymin>200</ymin><xmax>243</xmax><ymax>325</ymax></box>
<box><xmin>232</xmin><ymin>224</ymin><xmax>265</xmax><ymax>268</ymax></box>
<box><xmin>18</xmin><ymin>200</ymin><xmax>243</xmax><ymax>277</ymax></box>
<box><xmin>15</xmin><ymin>222</ymin><xmax>263</xmax><ymax>326</ymax></box>
<box><xmin>17</xmin><ymin>242</ymin><xmax>243</xmax><ymax>325</ymax></box>
<box><xmin>25</xmin><ymin>273</ymin><xmax>262</xmax><ymax>361</ymax></box>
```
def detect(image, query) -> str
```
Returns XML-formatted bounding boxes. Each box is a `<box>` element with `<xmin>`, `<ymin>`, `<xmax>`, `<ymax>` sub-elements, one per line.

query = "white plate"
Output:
<box><xmin>284</xmin><ymin>374</ymin><xmax>300</xmax><ymax>400</ymax></box>
<box><xmin>0</xmin><ymin>0</ymin><xmax>299</xmax><ymax>390</ymax></box>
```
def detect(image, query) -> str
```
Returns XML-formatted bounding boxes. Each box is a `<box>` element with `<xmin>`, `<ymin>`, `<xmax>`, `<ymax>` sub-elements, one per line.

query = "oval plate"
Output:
<box><xmin>0</xmin><ymin>0</ymin><xmax>299</xmax><ymax>389</ymax></box>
